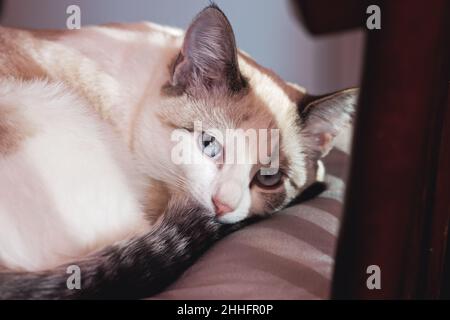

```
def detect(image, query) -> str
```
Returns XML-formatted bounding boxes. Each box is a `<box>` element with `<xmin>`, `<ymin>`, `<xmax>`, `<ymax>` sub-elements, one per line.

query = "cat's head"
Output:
<box><xmin>158</xmin><ymin>5</ymin><xmax>357</xmax><ymax>223</ymax></box>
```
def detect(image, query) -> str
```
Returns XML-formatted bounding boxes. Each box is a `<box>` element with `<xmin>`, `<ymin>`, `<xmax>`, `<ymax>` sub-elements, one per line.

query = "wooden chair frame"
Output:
<box><xmin>292</xmin><ymin>0</ymin><xmax>450</xmax><ymax>299</ymax></box>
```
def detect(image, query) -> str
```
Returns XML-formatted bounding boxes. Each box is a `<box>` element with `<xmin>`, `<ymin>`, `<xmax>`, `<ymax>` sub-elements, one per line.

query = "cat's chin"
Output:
<box><xmin>215</xmin><ymin>211</ymin><xmax>249</xmax><ymax>224</ymax></box>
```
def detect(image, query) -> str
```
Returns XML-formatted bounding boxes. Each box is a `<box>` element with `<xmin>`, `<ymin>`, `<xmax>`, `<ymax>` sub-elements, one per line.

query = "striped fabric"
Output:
<box><xmin>155</xmin><ymin>148</ymin><xmax>350</xmax><ymax>300</ymax></box>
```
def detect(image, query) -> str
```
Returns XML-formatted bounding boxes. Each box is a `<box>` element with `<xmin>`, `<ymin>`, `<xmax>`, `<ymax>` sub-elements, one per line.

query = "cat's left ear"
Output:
<box><xmin>169</xmin><ymin>5</ymin><xmax>246</xmax><ymax>95</ymax></box>
<box><xmin>300</xmin><ymin>88</ymin><xmax>358</xmax><ymax>158</ymax></box>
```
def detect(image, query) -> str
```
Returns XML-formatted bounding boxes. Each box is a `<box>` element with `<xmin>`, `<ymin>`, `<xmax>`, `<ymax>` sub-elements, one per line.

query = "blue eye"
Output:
<box><xmin>254</xmin><ymin>170</ymin><xmax>284</xmax><ymax>188</ymax></box>
<box><xmin>198</xmin><ymin>132</ymin><xmax>222</xmax><ymax>158</ymax></box>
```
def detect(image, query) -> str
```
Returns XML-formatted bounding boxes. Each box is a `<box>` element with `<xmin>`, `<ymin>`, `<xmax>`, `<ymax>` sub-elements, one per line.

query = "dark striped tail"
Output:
<box><xmin>0</xmin><ymin>198</ymin><xmax>251</xmax><ymax>299</ymax></box>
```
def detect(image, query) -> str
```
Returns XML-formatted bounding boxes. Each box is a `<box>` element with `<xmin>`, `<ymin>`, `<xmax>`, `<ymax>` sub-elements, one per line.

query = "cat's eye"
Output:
<box><xmin>253</xmin><ymin>170</ymin><xmax>284</xmax><ymax>189</ymax></box>
<box><xmin>198</xmin><ymin>132</ymin><xmax>222</xmax><ymax>159</ymax></box>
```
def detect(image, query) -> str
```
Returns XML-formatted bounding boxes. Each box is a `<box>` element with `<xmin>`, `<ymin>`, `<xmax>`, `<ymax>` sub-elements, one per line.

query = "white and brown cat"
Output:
<box><xmin>0</xmin><ymin>5</ymin><xmax>357</xmax><ymax>298</ymax></box>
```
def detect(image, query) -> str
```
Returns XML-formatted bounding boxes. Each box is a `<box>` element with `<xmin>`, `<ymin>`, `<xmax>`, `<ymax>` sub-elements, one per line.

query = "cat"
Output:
<box><xmin>0</xmin><ymin>4</ymin><xmax>357</xmax><ymax>298</ymax></box>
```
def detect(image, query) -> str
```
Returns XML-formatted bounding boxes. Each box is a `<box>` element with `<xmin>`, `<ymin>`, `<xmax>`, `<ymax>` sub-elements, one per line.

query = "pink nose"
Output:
<box><xmin>212</xmin><ymin>196</ymin><xmax>233</xmax><ymax>216</ymax></box>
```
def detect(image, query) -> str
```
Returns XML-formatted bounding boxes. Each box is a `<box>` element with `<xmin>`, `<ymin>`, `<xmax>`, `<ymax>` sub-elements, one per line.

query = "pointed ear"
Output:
<box><xmin>300</xmin><ymin>88</ymin><xmax>358</xmax><ymax>158</ymax></box>
<box><xmin>170</xmin><ymin>5</ymin><xmax>246</xmax><ymax>95</ymax></box>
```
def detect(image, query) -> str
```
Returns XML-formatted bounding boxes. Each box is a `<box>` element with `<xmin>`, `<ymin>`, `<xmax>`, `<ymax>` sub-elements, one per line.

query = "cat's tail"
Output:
<box><xmin>0</xmin><ymin>198</ymin><xmax>247</xmax><ymax>299</ymax></box>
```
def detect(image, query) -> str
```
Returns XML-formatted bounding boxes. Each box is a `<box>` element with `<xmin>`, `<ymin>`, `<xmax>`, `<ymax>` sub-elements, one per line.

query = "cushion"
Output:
<box><xmin>153</xmin><ymin>147</ymin><xmax>350</xmax><ymax>300</ymax></box>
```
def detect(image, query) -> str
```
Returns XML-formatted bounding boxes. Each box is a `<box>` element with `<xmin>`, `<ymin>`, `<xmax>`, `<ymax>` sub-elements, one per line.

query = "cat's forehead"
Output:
<box><xmin>237</xmin><ymin>52</ymin><xmax>306</xmax><ymax>105</ymax></box>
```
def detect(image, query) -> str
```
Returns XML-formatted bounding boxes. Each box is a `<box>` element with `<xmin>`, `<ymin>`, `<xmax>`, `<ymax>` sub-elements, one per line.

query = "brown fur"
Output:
<box><xmin>0</xmin><ymin>105</ymin><xmax>35</xmax><ymax>156</ymax></box>
<box><xmin>0</xmin><ymin>28</ymin><xmax>47</xmax><ymax>80</ymax></box>
<box><xmin>143</xmin><ymin>179</ymin><xmax>171</xmax><ymax>222</ymax></box>
<box><xmin>238</xmin><ymin>52</ymin><xmax>305</xmax><ymax>104</ymax></box>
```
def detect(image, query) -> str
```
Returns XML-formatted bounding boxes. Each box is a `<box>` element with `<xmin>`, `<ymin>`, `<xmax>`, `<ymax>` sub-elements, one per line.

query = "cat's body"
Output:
<box><xmin>0</xmin><ymin>23</ymin><xmax>184</xmax><ymax>271</ymax></box>
<box><xmin>0</xmin><ymin>5</ymin><xmax>356</xmax><ymax>298</ymax></box>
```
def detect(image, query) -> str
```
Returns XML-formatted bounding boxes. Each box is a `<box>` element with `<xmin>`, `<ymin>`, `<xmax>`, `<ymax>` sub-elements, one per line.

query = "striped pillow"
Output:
<box><xmin>154</xmin><ymin>148</ymin><xmax>349</xmax><ymax>300</ymax></box>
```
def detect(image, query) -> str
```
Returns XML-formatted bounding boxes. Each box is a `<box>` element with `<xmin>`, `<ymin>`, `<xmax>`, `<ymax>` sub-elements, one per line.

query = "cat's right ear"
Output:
<box><xmin>168</xmin><ymin>5</ymin><xmax>246</xmax><ymax>96</ymax></box>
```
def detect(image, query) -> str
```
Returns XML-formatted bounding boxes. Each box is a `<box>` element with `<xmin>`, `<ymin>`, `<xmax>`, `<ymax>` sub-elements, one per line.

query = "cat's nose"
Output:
<box><xmin>212</xmin><ymin>196</ymin><xmax>233</xmax><ymax>216</ymax></box>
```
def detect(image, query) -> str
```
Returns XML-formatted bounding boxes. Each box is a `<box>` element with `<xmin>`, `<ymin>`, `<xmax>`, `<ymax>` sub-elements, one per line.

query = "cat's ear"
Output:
<box><xmin>170</xmin><ymin>5</ymin><xmax>246</xmax><ymax>95</ymax></box>
<box><xmin>300</xmin><ymin>88</ymin><xmax>358</xmax><ymax>158</ymax></box>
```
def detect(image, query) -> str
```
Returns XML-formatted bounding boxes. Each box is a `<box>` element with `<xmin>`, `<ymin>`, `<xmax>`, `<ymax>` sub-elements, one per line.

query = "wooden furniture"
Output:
<box><xmin>292</xmin><ymin>0</ymin><xmax>450</xmax><ymax>299</ymax></box>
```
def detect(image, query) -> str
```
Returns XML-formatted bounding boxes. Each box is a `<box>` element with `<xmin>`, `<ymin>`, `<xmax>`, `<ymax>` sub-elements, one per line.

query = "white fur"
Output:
<box><xmin>0</xmin><ymin>80</ymin><xmax>147</xmax><ymax>271</ymax></box>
